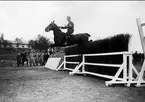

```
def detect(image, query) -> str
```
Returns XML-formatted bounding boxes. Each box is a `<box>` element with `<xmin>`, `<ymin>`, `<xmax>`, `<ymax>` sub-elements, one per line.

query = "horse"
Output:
<box><xmin>45</xmin><ymin>20</ymin><xmax>91</xmax><ymax>47</ymax></box>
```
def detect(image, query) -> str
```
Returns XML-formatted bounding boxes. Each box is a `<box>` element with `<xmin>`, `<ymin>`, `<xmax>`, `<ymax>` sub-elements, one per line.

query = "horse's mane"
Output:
<box><xmin>52</xmin><ymin>23</ymin><xmax>64</xmax><ymax>34</ymax></box>
<box><xmin>53</xmin><ymin>23</ymin><xmax>61</xmax><ymax>30</ymax></box>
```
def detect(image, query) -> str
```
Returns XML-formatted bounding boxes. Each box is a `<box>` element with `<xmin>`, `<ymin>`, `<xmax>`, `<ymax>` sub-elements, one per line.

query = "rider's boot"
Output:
<box><xmin>65</xmin><ymin>36</ymin><xmax>69</xmax><ymax>46</ymax></box>
<box><xmin>64</xmin><ymin>42</ymin><xmax>67</xmax><ymax>45</ymax></box>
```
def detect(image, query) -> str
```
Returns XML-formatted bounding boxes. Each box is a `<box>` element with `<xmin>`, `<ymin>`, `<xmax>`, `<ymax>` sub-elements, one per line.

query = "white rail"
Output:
<box><xmin>65</xmin><ymin>54</ymin><xmax>81</xmax><ymax>57</ymax></box>
<box><xmin>57</xmin><ymin>54</ymin><xmax>81</xmax><ymax>71</ymax></box>
<box><xmin>84</xmin><ymin>62</ymin><xmax>122</xmax><ymax>67</ymax></box>
<box><xmin>83</xmin><ymin>51</ymin><xmax>129</xmax><ymax>56</ymax></box>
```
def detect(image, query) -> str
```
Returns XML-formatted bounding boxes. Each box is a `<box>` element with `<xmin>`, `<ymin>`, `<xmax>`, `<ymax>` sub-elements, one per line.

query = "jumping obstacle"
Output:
<box><xmin>57</xmin><ymin>51</ymin><xmax>140</xmax><ymax>86</ymax></box>
<box><xmin>136</xmin><ymin>18</ymin><xmax>145</xmax><ymax>86</ymax></box>
<box><xmin>57</xmin><ymin>54</ymin><xmax>81</xmax><ymax>71</ymax></box>
<box><xmin>45</xmin><ymin>57</ymin><xmax>61</xmax><ymax>70</ymax></box>
<box><xmin>56</xmin><ymin>18</ymin><xmax>145</xmax><ymax>87</ymax></box>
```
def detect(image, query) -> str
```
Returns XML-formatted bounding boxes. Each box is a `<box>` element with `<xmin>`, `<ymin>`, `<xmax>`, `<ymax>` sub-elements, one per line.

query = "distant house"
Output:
<box><xmin>0</xmin><ymin>34</ymin><xmax>31</xmax><ymax>51</ymax></box>
<box><xmin>11</xmin><ymin>43</ymin><xmax>31</xmax><ymax>49</ymax></box>
<box><xmin>0</xmin><ymin>42</ymin><xmax>31</xmax><ymax>49</ymax></box>
<box><xmin>8</xmin><ymin>39</ymin><xmax>31</xmax><ymax>49</ymax></box>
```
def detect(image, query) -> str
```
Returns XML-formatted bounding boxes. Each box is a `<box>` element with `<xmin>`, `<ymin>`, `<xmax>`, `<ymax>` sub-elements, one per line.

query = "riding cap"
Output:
<box><xmin>67</xmin><ymin>16</ymin><xmax>71</xmax><ymax>20</ymax></box>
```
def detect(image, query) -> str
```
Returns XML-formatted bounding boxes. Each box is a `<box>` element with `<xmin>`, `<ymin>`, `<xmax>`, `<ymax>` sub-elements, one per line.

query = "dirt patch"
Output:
<box><xmin>0</xmin><ymin>67</ymin><xmax>145</xmax><ymax>102</ymax></box>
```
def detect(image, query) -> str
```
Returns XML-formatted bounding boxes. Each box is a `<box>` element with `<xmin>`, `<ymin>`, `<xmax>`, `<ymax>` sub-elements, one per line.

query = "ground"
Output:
<box><xmin>0</xmin><ymin>66</ymin><xmax>145</xmax><ymax>102</ymax></box>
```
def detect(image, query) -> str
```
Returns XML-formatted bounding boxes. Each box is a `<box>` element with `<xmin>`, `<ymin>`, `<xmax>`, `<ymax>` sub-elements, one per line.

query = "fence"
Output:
<box><xmin>57</xmin><ymin>51</ymin><xmax>140</xmax><ymax>87</ymax></box>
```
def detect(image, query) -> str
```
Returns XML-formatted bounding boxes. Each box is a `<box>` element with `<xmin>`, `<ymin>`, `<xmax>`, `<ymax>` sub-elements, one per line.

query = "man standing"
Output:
<box><xmin>43</xmin><ymin>50</ymin><xmax>50</xmax><ymax>65</ymax></box>
<box><xmin>59</xmin><ymin>16</ymin><xmax>74</xmax><ymax>45</ymax></box>
<box><xmin>16</xmin><ymin>52</ymin><xmax>21</xmax><ymax>67</ymax></box>
<box><xmin>21</xmin><ymin>50</ymin><xmax>28</xmax><ymax>66</ymax></box>
<box><xmin>48</xmin><ymin>47</ymin><xmax>54</xmax><ymax>57</ymax></box>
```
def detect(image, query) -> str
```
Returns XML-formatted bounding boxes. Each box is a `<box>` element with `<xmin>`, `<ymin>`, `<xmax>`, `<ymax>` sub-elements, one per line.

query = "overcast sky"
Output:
<box><xmin>0</xmin><ymin>1</ymin><xmax>145</xmax><ymax>52</ymax></box>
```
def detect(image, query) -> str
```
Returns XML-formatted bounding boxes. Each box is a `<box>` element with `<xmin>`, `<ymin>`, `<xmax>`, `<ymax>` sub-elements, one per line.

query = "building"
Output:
<box><xmin>0</xmin><ymin>33</ymin><xmax>31</xmax><ymax>51</ymax></box>
<box><xmin>11</xmin><ymin>43</ymin><xmax>31</xmax><ymax>49</ymax></box>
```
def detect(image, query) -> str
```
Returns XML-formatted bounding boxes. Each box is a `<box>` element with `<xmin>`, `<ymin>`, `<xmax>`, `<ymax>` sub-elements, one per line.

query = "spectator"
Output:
<box><xmin>16</xmin><ymin>52</ymin><xmax>21</xmax><ymax>67</ymax></box>
<box><xmin>48</xmin><ymin>47</ymin><xmax>54</xmax><ymax>57</ymax></box>
<box><xmin>29</xmin><ymin>50</ymin><xmax>36</xmax><ymax>66</ymax></box>
<box><xmin>21</xmin><ymin>50</ymin><xmax>28</xmax><ymax>66</ymax></box>
<box><xmin>41</xmin><ymin>50</ymin><xmax>45</xmax><ymax>65</ymax></box>
<box><xmin>43</xmin><ymin>50</ymin><xmax>50</xmax><ymax>65</ymax></box>
<box><xmin>35</xmin><ymin>52</ymin><xmax>39</xmax><ymax>66</ymax></box>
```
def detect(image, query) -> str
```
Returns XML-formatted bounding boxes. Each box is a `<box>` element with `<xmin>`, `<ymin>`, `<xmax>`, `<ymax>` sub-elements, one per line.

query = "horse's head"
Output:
<box><xmin>45</xmin><ymin>20</ymin><xmax>67</xmax><ymax>47</ymax></box>
<box><xmin>45</xmin><ymin>20</ymin><xmax>59</xmax><ymax>32</ymax></box>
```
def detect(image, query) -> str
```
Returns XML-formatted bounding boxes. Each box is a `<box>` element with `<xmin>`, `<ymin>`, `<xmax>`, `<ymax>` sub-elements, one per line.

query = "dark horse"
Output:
<box><xmin>45</xmin><ymin>20</ymin><xmax>91</xmax><ymax>47</ymax></box>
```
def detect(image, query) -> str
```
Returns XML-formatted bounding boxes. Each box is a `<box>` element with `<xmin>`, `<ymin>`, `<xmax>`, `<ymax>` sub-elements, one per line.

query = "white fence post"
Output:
<box><xmin>123</xmin><ymin>54</ymin><xmax>127</xmax><ymax>83</ymax></box>
<box><xmin>136</xmin><ymin>18</ymin><xmax>145</xmax><ymax>86</ymax></box>
<box><xmin>64</xmin><ymin>56</ymin><xmax>66</xmax><ymax>69</ymax></box>
<box><xmin>82</xmin><ymin>55</ymin><xmax>85</xmax><ymax>73</ymax></box>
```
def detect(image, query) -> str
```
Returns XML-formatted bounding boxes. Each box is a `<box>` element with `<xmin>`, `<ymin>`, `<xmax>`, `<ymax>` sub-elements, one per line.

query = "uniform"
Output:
<box><xmin>60</xmin><ymin>21</ymin><xmax>74</xmax><ymax>44</ymax></box>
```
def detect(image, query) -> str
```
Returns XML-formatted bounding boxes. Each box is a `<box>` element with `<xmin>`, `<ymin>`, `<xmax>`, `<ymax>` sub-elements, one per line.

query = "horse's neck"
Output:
<box><xmin>52</xmin><ymin>28</ymin><xmax>62</xmax><ymax>36</ymax></box>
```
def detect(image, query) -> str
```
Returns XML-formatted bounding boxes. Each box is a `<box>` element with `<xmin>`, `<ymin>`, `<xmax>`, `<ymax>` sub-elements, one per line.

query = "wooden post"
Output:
<box><xmin>136</xmin><ymin>18</ymin><xmax>145</xmax><ymax>86</ymax></box>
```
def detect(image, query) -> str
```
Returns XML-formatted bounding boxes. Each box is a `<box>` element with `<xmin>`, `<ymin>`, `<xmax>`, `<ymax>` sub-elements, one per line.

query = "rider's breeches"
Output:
<box><xmin>66</xmin><ymin>29</ymin><xmax>74</xmax><ymax>43</ymax></box>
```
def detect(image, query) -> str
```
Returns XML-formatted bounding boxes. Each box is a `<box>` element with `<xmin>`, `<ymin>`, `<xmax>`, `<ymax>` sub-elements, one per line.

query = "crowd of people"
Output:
<box><xmin>16</xmin><ymin>48</ymin><xmax>53</xmax><ymax>67</ymax></box>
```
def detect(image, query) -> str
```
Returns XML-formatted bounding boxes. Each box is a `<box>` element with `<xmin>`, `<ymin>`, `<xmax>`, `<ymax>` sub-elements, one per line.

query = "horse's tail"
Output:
<box><xmin>85</xmin><ymin>33</ymin><xmax>91</xmax><ymax>37</ymax></box>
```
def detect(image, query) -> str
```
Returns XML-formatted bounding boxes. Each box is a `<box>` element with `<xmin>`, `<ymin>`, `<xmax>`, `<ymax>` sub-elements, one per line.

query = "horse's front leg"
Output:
<box><xmin>54</xmin><ymin>37</ymin><xmax>64</xmax><ymax>46</ymax></box>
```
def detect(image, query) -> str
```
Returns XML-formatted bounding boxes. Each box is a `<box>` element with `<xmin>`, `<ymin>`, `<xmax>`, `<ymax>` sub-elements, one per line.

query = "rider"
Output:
<box><xmin>59</xmin><ymin>16</ymin><xmax>74</xmax><ymax>45</ymax></box>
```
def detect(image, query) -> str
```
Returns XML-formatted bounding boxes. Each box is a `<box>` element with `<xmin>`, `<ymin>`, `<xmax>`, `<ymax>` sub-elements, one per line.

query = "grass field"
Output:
<box><xmin>0</xmin><ymin>67</ymin><xmax>144</xmax><ymax>102</ymax></box>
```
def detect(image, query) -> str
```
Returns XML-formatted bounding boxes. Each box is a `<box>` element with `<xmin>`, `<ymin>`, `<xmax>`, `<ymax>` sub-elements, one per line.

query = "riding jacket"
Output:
<box><xmin>61</xmin><ymin>21</ymin><xmax>74</xmax><ymax>36</ymax></box>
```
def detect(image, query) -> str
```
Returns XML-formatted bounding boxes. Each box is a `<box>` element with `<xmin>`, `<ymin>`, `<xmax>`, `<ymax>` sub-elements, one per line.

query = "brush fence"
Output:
<box><xmin>57</xmin><ymin>51</ymin><xmax>141</xmax><ymax>87</ymax></box>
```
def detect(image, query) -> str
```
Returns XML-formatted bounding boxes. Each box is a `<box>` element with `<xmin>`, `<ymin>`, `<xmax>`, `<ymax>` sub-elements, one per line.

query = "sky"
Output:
<box><xmin>0</xmin><ymin>1</ymin><xmax>145</xmax><ymax>52</ymax></box>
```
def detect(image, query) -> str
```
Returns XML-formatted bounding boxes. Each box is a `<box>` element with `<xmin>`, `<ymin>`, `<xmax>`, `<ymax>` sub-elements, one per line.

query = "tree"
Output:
<box><xmin>28</xmin><ymin>34</ymin><xmax>52</xmax><ymax>50</ymax></box>
<box><xmin>15</xmin><ymin>37</ymin><xmax>23</xmax><ymax>48</ymax></box>
<box><xmin>0</xmin><ymin>33</ymin><xmax>4</xmax><ymax>42</ymax></box>
<box><xmin>3</xmin><ymin>40</ymin><xmax>13</xmax><ymax>48</ymax></box>
<box><xmin>0</xmin><ymin>34</ymin><xmax>12</xmax><ymax>48</ymax></box>
<box><xmin>0</xmin><ymin>33</ymin><xmax>4</xmax><ymax>47</ymax></box>
<box><xmin>28</xmin><ymin>40</ymin><xmax>36</xmax><ymax>49</ymax></box>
